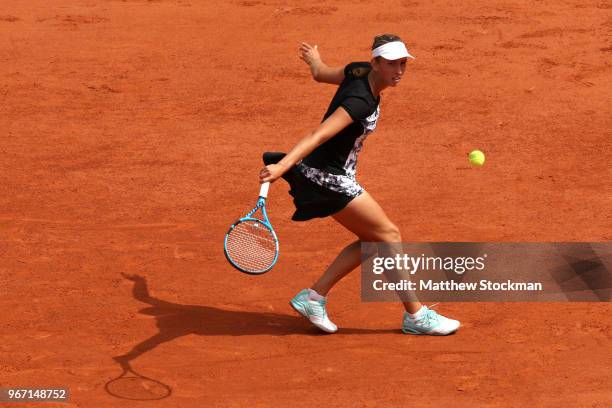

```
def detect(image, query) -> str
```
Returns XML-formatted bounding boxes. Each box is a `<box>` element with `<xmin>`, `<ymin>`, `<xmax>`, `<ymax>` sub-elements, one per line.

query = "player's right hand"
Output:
<box><xmin>259</xmin><ymin>164</ymin><xmax>285</xmax><ymax>183</ymax></box>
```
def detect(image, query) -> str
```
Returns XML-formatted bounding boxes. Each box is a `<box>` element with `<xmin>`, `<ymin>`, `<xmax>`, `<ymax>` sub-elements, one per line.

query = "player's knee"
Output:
<box><xmin>372</xmin><ymin>224</ymin><xmax>402</xmax><ymax>243</ymax></box>
<box><xmin>386</xmin><ymin>224</ymin><xmax>402</xmax><ymax>242</ymax></box>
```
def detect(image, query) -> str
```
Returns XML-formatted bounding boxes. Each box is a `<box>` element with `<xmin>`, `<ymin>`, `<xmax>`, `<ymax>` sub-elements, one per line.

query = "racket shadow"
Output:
<box><xmin>105</xmin><ymin>356</ymin><xmax>172</xmax><ymax>401</ymax></box>
<box><xmin>107</xmin><ymin>273</ymin><xmax>395</xmax><ymax>399</ymax></box>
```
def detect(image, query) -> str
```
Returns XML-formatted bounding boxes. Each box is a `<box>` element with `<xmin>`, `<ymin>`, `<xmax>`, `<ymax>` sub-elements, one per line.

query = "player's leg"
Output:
<box><xmin>310</xmin><ymin>240</ymin><xmax>371</xmax><ymax>296</ymax></box>
<box><xmin>291</xmin><ymin>237</ymin><xmax>370</xmax><ymax>333</ymax></box>
<box><xmin>291</xmin><ymin>191</ymin><xmax>418</xmax><ymax>332</ymax></box>
<box><xmin>332</xmin><ymin>190</ymin><xmax>402</xmax><ymax>242</ymax></box>
<box><xmin>327</xmin><ymin>191</ymin><xmax>423</xmax><ymax>313</ymax></box>
<box><xmin>310</xmin><ymin>191</ymin><xmax>405</xmax><ymax>296</ymax></box>
<box><xmin>307</xmin><ymin>191</ymin><xmax>460</xmax><ymax>335</ymax></box>
<box><xmin>289</xmin><ymin>193</ymin><xmax>383</xmax><ymax>333</ymax></box>
<box><xmin>290</xmin><ymin>240</ymin><xmax>362</xmax><ymax>333</ymax></box>
<box><xmin>333</xmin><ymin>191</ymin><xmax>460</xmax><ymax>334</ymax></box>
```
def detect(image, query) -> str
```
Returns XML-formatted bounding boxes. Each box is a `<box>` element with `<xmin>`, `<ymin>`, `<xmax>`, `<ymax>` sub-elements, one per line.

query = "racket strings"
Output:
<box><xmin>226</xmin><ymin>221</ymin><xmax>277</xmax><ymax>272</ymax></box>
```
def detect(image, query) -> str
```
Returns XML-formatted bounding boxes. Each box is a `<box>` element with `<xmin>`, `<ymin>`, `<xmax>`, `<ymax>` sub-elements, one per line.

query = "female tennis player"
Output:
<box><xmin>259</xmin><ymin>34</ymin><xmax>460</xmax><ymax>335</ymax></box>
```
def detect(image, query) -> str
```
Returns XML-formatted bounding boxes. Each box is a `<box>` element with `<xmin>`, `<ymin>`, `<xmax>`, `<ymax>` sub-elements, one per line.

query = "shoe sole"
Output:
<box><xmin>289</xmin><ymin>300</ymin><xmax>337</xmax><ymax>333</ymax></box>
<box><xmin>402</xmin><ymin>322</ymin><xmax>461</xmax><ymax>336</ymax></box>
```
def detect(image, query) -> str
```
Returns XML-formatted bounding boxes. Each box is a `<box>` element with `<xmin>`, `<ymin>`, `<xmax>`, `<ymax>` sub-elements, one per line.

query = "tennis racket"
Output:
<box><xmin>224</xmin><ymin>182</ymin><xmax>279</xmax><ymax>275</ymax></box>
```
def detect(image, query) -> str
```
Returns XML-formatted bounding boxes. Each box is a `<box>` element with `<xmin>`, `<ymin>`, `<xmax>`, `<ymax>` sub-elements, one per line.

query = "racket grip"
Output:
<box><xmin>259</xmin><ymin>182</ymin><xmax>270</xmax><ymax>198</ymax></box>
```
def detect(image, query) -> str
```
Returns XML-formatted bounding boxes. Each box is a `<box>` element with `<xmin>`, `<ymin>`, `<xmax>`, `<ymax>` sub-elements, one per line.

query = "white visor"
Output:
<box><xmin>371</xmin><ymin>41</ymin><xmax>415</xmax><ymax>60</ymax></box>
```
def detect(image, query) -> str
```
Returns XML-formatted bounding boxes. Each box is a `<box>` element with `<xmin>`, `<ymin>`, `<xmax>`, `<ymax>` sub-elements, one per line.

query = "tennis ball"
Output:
<box><xmin>468</xmin><ymin>150</ymin><xmax>485</xmax><ymax>167</ymax></box>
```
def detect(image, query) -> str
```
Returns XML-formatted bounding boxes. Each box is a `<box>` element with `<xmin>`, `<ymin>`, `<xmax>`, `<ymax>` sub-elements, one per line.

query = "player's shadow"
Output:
<box><xmin>107</xmin><ymin>273</ymin><xmax>395</xmax><ymax>399</ymax></box>
<box><xmin>118</xmin><ymin>273</ymin><xmax>392</xmax><ymax>341</ymax></box>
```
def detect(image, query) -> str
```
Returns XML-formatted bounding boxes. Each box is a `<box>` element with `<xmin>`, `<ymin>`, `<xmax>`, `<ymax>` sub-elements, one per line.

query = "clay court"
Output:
<box><xmin>1</xmin><ymin>0</ymin><xmax>611</xmax><ymax>406</ymax></box>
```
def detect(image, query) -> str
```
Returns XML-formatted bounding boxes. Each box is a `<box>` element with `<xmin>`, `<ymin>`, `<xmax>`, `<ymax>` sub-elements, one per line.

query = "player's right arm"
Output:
<box><xmin>299</xmin><ymin>42</ymin><xmax>344</xmax><ymax>85</ymax></box>
<box><xmin>259</xmin><ymin>107</ymin><xmax>353</xmax><ymax>183</ymax></box>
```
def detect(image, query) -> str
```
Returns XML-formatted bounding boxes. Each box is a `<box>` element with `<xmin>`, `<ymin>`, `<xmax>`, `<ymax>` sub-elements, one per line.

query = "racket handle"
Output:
<box><xmin>259</xmin><ymin>182</ymin><xmax>270</xmax><ymax>198</ymax></box>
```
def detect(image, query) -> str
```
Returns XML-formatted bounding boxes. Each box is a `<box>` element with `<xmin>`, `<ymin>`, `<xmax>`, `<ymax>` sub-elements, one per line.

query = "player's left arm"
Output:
<box><xmin>299</xmin><ymin>42</ymin><xmax>344</xmax><ymax>85</ymax></box>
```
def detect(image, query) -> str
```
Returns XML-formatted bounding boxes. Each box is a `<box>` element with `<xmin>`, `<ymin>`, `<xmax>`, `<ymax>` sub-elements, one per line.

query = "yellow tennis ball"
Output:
<box><xmin>469</xmin><ymin>150</ymin><xmax>485</xmax><ymax>167</ymax></box>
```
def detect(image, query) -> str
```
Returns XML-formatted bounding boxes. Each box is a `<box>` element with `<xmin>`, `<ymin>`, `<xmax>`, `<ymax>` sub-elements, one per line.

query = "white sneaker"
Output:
<box><xmin>290</xmin><ymin>289</ymin><xmax>337</xmax><ymax>333</ymax></box>
<box><xmin>402</xmin><ymin>305</ymin><xmax>460</xmax><ymax>335</ymax></box>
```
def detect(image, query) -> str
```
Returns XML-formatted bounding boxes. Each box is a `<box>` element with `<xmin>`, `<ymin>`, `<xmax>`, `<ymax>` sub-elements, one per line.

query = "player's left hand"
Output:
<box><xmin>299</xmin><ymin>42</ymin><xmax>321</xmax><ymax>67</ymax></box>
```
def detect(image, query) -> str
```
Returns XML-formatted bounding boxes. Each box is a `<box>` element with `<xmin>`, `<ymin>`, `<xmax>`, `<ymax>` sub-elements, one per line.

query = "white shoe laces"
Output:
<box><xmin>411</xmin><ymin>304</ymin><xmax>441</xmax><ymax>327</ymax></box>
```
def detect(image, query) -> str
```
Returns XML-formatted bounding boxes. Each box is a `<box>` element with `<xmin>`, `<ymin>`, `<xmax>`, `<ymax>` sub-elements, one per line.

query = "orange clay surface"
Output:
<box><xmin>1</xmin><ymin>1</ymin><xmax>611</xmax><ymax>407</ymax></box>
